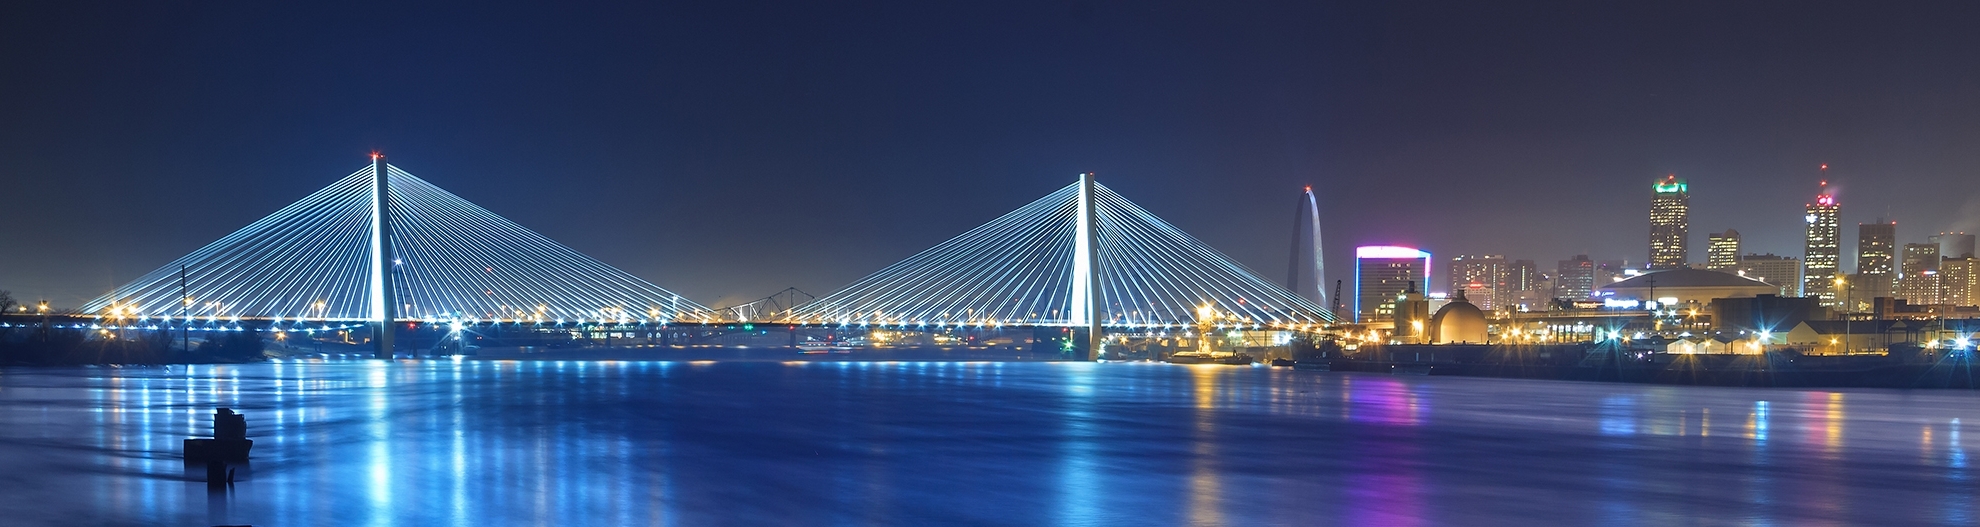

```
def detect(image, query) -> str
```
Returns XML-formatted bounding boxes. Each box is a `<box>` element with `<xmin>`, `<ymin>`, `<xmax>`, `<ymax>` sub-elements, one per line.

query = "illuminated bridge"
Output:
<box><xmin>79</xmin><ymin>156</ymin><xmax>713</xmax><ymax>356</ymax></box>
<box><xmin>780</xmin><ymin>174</ymin><xmax>1336</xmax><ymax>348</ymax></box>
<box><xmin>67</xmin><ymin>158</ymin><xmax>1331</xmax><ymax>359</ymax></box>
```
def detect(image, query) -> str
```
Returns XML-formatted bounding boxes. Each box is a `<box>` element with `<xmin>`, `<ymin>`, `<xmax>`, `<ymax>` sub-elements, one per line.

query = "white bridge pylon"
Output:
<box><xmin>785</xmin><ymin>176</ymin><xmax>1338</xmax><ymax>329</ymax></box>
<box><xmin>84</xmin><ymin>162</ymin><xmax>712</xmax><ymax>325</ymax></box>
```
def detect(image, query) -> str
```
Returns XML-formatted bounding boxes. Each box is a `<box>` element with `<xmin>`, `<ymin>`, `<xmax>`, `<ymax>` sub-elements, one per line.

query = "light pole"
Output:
<box><xmin>1834</xmin><ymin>275</ymin><xmax>1852</xmax><ymax>355</ymax></box>
<box><xmin>36</xmin><ymin>300</ymin><xmax>49</xmax><ymax>343</ymax></box>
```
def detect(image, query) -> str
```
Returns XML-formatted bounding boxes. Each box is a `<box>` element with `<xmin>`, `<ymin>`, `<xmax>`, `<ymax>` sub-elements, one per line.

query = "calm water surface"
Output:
<box><xmin>1</xmin><ymin>359</ymin><xmax>1976</xmax><ymax>526</ymax></box>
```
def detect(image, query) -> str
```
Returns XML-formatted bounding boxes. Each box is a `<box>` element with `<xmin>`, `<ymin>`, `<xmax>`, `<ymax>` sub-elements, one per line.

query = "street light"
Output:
<box><xmin>1833</xmin><ymin>275</ymin><xmax>1854</xmax><ymax>354</ymax></box>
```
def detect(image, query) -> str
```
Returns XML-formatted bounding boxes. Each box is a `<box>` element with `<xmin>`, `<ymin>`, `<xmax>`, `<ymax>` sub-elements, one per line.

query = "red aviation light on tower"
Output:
<box><xmin>1811</xmin><ymin>176</ymin><xmax>1836</xmax><ymax>207</ymax></box>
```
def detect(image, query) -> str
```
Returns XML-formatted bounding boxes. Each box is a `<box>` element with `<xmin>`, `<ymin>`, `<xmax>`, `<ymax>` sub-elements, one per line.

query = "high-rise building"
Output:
<box><xmin>1940</xmin><ymin>257</ymin><xmax>1980</xmax><ymax>307</ymax></box>
<box><xmin>1897</xmin><ymin>242</ymin><xmax>1943</xmax><ymax>304</ymax></box>
<box><xmin>1648</xmin><ymin>175</ymin><xmax>1690</xmax><ymax>269</ymax></box>
<box><xmin>1902</xmin><ymin>270</ymin><xmax>1944</xmax><ymax>306</ymax></box>
<box><xmin>1803</xmin><ymin>182</ymin><xmax>1841</xmax><ymax>306</ymax></box>
<box><xmin>1854</xmin><ymin>219</ymin><xmax>1897</xmax><ymax>306</ymax></box>
<box><xmin>1355</xmin><ymin>246</ymin><xmax>1432</xmax><ymax>324</ymax></box>
<box><xmin>1933</xmin><ymin>232</ymin><xmax>1976</xmax><ymax>259</ymax></box>
<box><xmin>1448</xmin><ymin>255</ymin><xmax>1508</xmax><ymax>311</ymax></box>
<box><xmin>1707</xmin><ymin>229</ymin><xmax>1740</xmax><ymax>270</ymax></box>
<box><xmin>1556</xmin><ymin>255</ymin><xmax>1595</xmax><ymax>300</ymax></box>
<box><xmin>1507</xmin><ymin>259</ymin><xmax>1540</xmax><ymax>311</ymax></box>
<box><xmin>1735</xmin><ymin>253</ymin><xmax>1803</xmax><ymax>297</ymax></box>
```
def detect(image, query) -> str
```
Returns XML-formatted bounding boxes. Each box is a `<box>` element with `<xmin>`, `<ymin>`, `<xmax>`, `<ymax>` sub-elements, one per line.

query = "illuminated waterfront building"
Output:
<box><xmin>1355</xmin><ymin>246</ymin><xmax>1432</xmax><ymax>324</ymax></box>
<box><xmin>1707</xmin><ymin>229</ymin><xmax>1740</xmax><ymax>270</ymax></box>
<box><xmin>1854</xmin><ymin>219</ymin><xmax>1897</xmax><ymax>306</ymax></box>
<box><xmin>1803</xmin><ymin>182</ymin><xmax>1841</xmax><ymax>306</ymax></box>
<box><xmin>1735</xmin><ymin>253</ymin><xmax>1803</xmax><ymax>297</ymax></box>
<box><xmin>1555</xmin><ymin>255</ymin><xmax>1595</xmax><ymax>300</ymax></box>
<box><xmin>1648</xmin><ymin>175</ymin><xmax>1690</xmax><ymax>269</ymax></box>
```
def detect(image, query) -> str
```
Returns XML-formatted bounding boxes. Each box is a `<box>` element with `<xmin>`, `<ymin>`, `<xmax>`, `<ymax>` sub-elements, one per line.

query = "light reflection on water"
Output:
<box><xmin>0</xmin><ymin>361</ymin><xmax>1977</xmax><ymax>525</ymax></box>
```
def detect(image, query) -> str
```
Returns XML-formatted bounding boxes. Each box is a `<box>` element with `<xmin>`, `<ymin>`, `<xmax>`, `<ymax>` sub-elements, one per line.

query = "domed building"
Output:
<box><xmin>1431</xmin><ymin>288</ymin><xmax>1489</xmax><ymax>344</ymax></box>
<box><xmin>1598</xmin><ymin>268</ymin><xmax>1779</xmax><ymax>306</ymax></box>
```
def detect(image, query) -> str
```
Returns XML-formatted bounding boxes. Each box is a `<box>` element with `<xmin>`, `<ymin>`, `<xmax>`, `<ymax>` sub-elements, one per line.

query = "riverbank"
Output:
<box><xmin>464</xmin><ymin>344</ymin><xmax>1070</xmax><ymax>362</ymax></box>
<box><xmin>1310</xmin><ymin>343</ymin><xmax>1980</xmax><ymax>389</ymax></box>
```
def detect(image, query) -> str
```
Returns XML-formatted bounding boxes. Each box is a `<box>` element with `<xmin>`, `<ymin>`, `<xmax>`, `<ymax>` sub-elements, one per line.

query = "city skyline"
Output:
<box><xmin>7</xmin><ymin>159</ymin><xmax>1972</xmax><ymax>306</ymax></box>
<box><xmin>7</xmin><ymin>4</ymin><xmax>1980</xmax><ymax>526</ymax></box>
<box><xmin>4</xmin><ymin>2</ymin><xmax>1980</xmax><ymax>308</ymax></box>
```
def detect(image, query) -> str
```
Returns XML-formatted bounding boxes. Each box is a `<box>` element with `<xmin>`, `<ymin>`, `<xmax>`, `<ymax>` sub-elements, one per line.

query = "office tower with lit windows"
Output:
<box><xmin>1556</xmin><ymin>255</ymin><xmax>1595</xmax><ymax>300</ymax></box>
<box><xmin>1940</xmin><ymin>257</ymin><xmax>1979</xmax><ymax>307</ymax></box>
<box><xmin>1901</xmin><ymin>270</ymin><xmax>1943</xmax><ymax>306</ymax></box>
<box><xmin>1897</xmin><ymin>242</ymin><xmax>1942</xmax><ymax>304</ymax></box>
<box><xmin>1707</xmin><ymin>229</ymin><xmax>1740</xmax><ymax>270</ymax></box>
<box><xmin>1448</xmin><ymin>255</ymin><xmax>1507</xmax><ymax>311</ymax></box>
<box><xmin>1355</xmin><ymin>246</ymin><xmax>1431</xmax><ymax>324</ymax></box>
<box><xmin>1854</xmin><ymin>219</ymin><xmax>1897</xmax><ymax>304</ymax></box>
<box><xmin>1507</xmin><ymin>259</ymin><xmax>1540</xmax><ymax>310</ymax></box>
<box><xmin>1735</xmin><ymin>253</ymin><xmax>1803</xmax><ymax>297</ymax></box>
<box><xmin>1648</xmin><ymin>175</ymin><xmax>1689</xmax><ymax>269</ymax></box>
<box><xmin>1803</xmin><ymin>182</ymin><xmax>1841</xmax><ymax>306</ymax></box>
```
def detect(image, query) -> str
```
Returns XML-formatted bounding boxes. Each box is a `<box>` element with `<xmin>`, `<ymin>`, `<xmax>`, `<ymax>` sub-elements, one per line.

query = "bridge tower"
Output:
<box><xmin>1074</xmin><ymin>172</ymin><xmax>1101</xmax><ymax>360</ymax></box>
<box><xmin>369</xmin><ymin>153</ymin><xmax>397</xmax><ymax>359</ymax></box>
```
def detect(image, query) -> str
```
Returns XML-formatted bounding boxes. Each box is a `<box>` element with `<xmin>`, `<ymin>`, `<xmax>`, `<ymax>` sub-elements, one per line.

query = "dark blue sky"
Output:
<box><xmin>4</xmin><ymin>1</ymin><xmax>1978</xmax><ymax>306</ymax></box>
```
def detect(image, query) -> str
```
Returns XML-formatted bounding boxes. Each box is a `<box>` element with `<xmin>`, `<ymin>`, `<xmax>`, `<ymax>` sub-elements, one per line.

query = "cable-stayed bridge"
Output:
<box><xmin>86</xmin><ymin>159</ymin><xmax>711</xmax><ymax>324</ymax></box>
<box><xmin>782</xmin><ymin>175</ymin><xmax>1334</xmax><ymax>333</ymax></box>
<box><xmin>53</xmin><ymin>157</ymin><xmax>1331</xmax><ymax>360</ymax></box>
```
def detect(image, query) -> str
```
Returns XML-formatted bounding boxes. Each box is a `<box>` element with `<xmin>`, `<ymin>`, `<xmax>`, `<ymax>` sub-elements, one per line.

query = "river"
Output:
<box><xmin>0</xmin><ymin>359</ymin><xmax>1974</xmax><ymax>525</ymax></box>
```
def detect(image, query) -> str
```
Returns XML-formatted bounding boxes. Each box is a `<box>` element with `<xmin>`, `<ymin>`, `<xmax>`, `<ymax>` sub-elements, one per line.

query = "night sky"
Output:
<box><xmin>4</xmin><ymin>1</ymin><xmax>1978</xmax><ymax>307</ymax></box>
